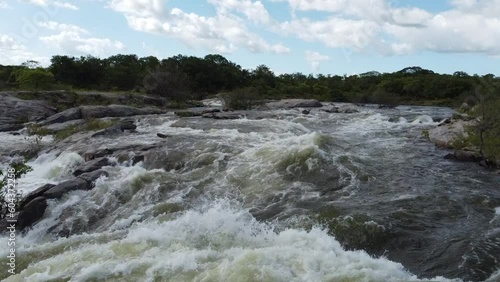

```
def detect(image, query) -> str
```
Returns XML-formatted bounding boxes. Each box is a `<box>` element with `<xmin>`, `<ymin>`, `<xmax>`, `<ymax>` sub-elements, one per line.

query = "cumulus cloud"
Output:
<box><xmin>0</xmin><ymin>1</ymin><xmax>11</xmax><ymax>9</ymax></box>
<box><xmin>0</xmin><ymin>34</ymin><xmax>48</xmax><ymax>65</ymax></box>
<box><xmin>305</xmin><ymin>50</ymin><xmax>330</xmax><ymax>71</ymax></box>
<box><xmin>38</xmin><ymin>21</ymin><xmax>125</xmax><ymax>56</ymax></box>
<box><xmin>109</xmin><ymin>0</ymin><xmax>290</xmax><ymax>54</ymax></box>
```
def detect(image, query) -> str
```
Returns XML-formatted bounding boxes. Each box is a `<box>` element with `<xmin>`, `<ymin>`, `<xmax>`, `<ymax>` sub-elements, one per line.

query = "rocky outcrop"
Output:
<box><xmin>0</xmin><ymin>94</ymin><xmax>57</xmax><ymax>132</ymax></box>
<box><xmin>41</xmin><ymin>107</ymin><xmax>82</xmax><ymax>125</ymax></box>
<box><xmin>428</xmin><ymin>120</ymin><xmax>472</xmax><ymax>148</ymax></box>
<box><xmin>81</xmin><ymin>105</ymin><xmax>164</xmax><ymax>119</ymax></box>
<box><xmin>44</xmin><ymin>170</ymin><xmax>108</xmax><ymax>199</ymax></box>
<box><xmin>266</xmin><ymin>99</ymin><xmax>323</xmax><ymax>109</ymax></box>
<box><xmin>19</xmin><ymin>184</ymin><xmax>55</xmax><ymax>209</ymax></box>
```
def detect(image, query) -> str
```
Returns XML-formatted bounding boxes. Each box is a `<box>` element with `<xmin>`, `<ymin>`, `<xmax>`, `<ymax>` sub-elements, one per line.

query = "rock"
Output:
<box><xmin>438</xmin><ymin>118</ymin><xmax>451</xmax><ymax>126</ymax></box>
<box><xmin>83</xmin><ymin>148</ymin><xmax>113</xmax><ymax>161</ymax></box>
<box><xmin>44</xmin><ymin>178</ymin><xmax>91</xmax><ymax>199</ymax></box>
<box><xmin>338</xmin><ymin>105</ymin><xmax>360</xmax><ymax>113</ymax></box>
<box><xmin>16</xmin><ymin>197</ymin><xmax>47</xmax><ymax>231</ymax></box>
<box><xmin>266</xmin><ymin>99</ymin><xmax>323</xmax><ymax>109</ymax></box>
<box><xmin>19</xmin><ymin>184</ymin><xmax>55</xmax><ymax>209</ymax></box>
<box><xmin>202</xmin><ymin>112</ymin><xmax>243</xmax><ymax>119</ymax></box>
<box><xmin>302</xmin><ymin>110</ymin><xmax>310</xmax><ymax>115</ymax></box>
<box><xmin>91</xmin><ymin>120</ymin><xmax>137</xmax><ymax>137</ymax></box>
<box><xmin>444</xmin><ymin>153</ymin><xmax>456</xmax><ymax>160</ymax></box>
<box><xmin>73</xmin><ymin>157</ymin><xmax>112</xmax><ymax>176</ymax></box>
<box><xmin>43</xmin><ymin>119</ymin><xmax>86</xmax><ymax>133</ymax></box>
<box><xmin>9</xmin><ymin>132</ymin><xmax>21</xmax><ymax>136</ymax></box>
<box><xmin>157</xmin><ymin>133</ymin><xmax>169</xmax><ymax>138</ymax></box>
<box><xmin>131</xmin><ymin>155</ymin><xmax>145</xmax><ymax>165</ymax></box>
<box><xmin>144</xmin><ymin>149</ymin><xmax>186</xmax><ymax>171</ymax></box>
<box><xmin>0</xmin><ymin>124</ymin><xmax>25</xmax><ymax>132</ymax></box>
<box><xmin>0</xmin><ymin>94</ymin><xmax>57</xmax><ymax>130</ymax></box>
<box><xmin>454</xmin><ymin>150</ymin><xmax>482</xmax><ymax>162</ymax></box>
<box><xmin>81</xmin><ymin>105</ymin><xmax>164</xmax><ymax>119</ymax></box>
<box><xmin>202</xmin><ymin>108</ymin><xmax>221</xmax><ymax>114</ymax></box>
<box><xmin>77</xmin><ymin>170</ymin><xmax>109</xmax><ymax>183</ymax></box>
<box><xmin>428</xmin><ymin>120</ymin><xmax>471</xmax><ymax>148</ymax></box>
<box><xmin>322</xmin><ymin>107</ymin><xmax>339</xmax><ymax>113</ymax></box>
<box><xmin>175</xmin><ymin>111</ymin><xmax>200</xmax><ymax>117</ymax></box>
<box><xmin>41</xmin><ymin>107</ymin><xmax>82</xmax><ymax>125</ymax></box>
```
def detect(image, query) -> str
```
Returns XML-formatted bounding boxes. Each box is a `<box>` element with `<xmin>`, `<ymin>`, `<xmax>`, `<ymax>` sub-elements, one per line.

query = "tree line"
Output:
<box><xmin>1</xmin><ymin>54</ymin><xmax>499</xmax><ymax>106</ymax></box>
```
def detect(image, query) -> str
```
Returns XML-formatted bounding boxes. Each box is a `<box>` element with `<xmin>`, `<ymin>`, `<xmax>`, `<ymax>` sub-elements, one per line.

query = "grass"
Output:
<box><xmin>27</xmin><ymin>118</ymin><xmax>117</xmax><ymax>141</ymax></box>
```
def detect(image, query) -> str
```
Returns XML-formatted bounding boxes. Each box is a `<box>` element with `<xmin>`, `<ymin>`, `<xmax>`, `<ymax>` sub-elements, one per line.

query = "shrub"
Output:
<box><xmin>0</xmin><ymin>162</ymin><xmax>33</xmax><ymax>219</ymax></box>
<box><xmin>219</xmin><ymin>87</ymin><xmax>262</xmax><ymax>110</ymax></box>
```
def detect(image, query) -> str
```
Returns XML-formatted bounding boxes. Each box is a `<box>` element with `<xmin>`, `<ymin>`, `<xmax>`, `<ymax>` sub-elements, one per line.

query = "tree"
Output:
<box><xmin>16</xmin><ymin>68</ymin><xmax>55</xmax><ymax>90</ymax></box>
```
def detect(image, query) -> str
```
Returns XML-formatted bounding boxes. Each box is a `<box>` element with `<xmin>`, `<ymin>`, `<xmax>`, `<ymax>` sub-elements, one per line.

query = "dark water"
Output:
<box><xmin>1</xmin><ymin>104</ymin><xmax>499</xmax><ymax>281</ymax></box>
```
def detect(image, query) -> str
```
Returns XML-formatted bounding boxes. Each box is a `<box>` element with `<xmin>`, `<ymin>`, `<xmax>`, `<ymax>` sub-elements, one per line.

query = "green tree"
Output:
<box><xmin>16</xmin><ymin>68</ymin><xmax>55</xmax><ymax>90</ymax></box>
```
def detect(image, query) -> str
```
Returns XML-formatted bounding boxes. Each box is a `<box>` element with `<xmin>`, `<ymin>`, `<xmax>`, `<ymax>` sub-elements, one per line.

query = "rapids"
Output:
<box><xmin>1</xmin><ymin>104</ymin><xmax>499</xmax><ymax>281</ymax></box>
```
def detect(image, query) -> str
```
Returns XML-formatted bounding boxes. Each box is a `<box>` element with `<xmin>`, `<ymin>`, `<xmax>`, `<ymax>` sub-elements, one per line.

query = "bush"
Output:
<box><xmin>219</xmin><ymin>87</ymin><xmax>262</xmax><ymax>110</ymax></box>
<box><xmin>16</xmin><ymin>68</ymin><xmax>55</xmax><ymax>90</ymax></box>
<box><xmin>0</xmin><ymin>162</ymin><xmax>33</xmax><ymax>219</ymax></box>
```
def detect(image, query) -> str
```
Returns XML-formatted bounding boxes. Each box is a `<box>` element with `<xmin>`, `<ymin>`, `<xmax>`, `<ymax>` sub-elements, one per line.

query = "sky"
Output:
<box><xmin>0</xmin><ymin>0</ymin><xmax>499</xmax><ymax>76</ymax></box>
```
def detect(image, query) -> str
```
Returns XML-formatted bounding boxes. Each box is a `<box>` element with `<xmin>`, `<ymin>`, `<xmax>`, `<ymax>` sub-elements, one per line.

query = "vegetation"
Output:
<box><xmin>219</xmin><ymin>87</ymin><xmax>262</xmax><ymax>110</ymax></box>
<box><xmin>0</xmin><ymin>162</ymin><xmax>33</xmax><ymax>219</ymax></box>
<box><xmin>2</xmin><ymin>55</ymin><xmax>497</xmax><ymax>107</ymax></box>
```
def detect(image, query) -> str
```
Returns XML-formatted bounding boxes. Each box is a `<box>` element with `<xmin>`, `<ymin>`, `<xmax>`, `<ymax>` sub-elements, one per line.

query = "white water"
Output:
<box><xmin>2</xmin><ymin>105</ymin><xmax>499</xmax><ymax>281</ymax></box>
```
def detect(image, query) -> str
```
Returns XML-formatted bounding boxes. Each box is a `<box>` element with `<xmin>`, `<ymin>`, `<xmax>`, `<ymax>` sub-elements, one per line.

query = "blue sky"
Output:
<box><xmin>1</xmin><ymin>0</ymin><xmax>499</xmax><ymax>76</ymax></box>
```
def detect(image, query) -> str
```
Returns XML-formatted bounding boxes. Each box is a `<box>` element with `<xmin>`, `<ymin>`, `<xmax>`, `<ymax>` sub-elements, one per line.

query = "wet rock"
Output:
<box><xmin>157</xmin><ymin>133</ymin><xmax>169</xmax><ymax>138</ymax></box>
<box><xmin>0</xmin><ymin>124</ymin><xmax>25</xmax><ymax>132</ymax></box>
<box><xmin>302</xmin><ymin>110</ymin><xmax>310</xmax><ymax>115</ymax></box>
<box><xmin>77</xmin><ymin>169</ymin><xmax>109</xmax><ymax>183</ymax></box>
<box><xmin>266</xmin><ymin>99</ymin><xmax>323</xmax><ymax>109</ymax></box>
<box><xmin>454</xmin><ymin>150</ymin><xmax>482</xmax><ymax>162</ymax></box>
<box><xmin>73</xmin><ymin>157</ymin><xmax>112</xmax><ymax>176</ymax></box>
<box><xmin>41</xmin><ymin>107</ymin><xmax>82</xmax><ymax>125</ymax></box>
<box><xmin>91</xmin><ymin>120</ymin><xmax>137</xmax><ymax>137</ymax></box>
<box><xmin>16</xmin><ymin>197</ymin><xmax>47</xmax><ymax>231</ymax></box>
<box><xmin>338</xmin><ymin>105</ymin><xmax>360</xmax><ymax>113</ymax></box>
<box><xmin>131</xmin><ymin>155</ymin><xmax>145</xmax><ymax>165</ymax></box>
<box><xmin>202</xmin><ymin>112</ymin><xmax>243</xmax><ymax>119</ymax></box>
<box><xmin>8</xmin><ymin>132</ymin><xmax>21</xmax><ymax>136</ymax></box>
<box><xmin>83</xmin><ymin>148</ymin><xmax>113</xmax><ymax>161</ymax></box>
<box><xmin>144</xmin><ymin>149</ymin><xmax>186</xmax><ymax>171</ymax></box>
<box><xmin>202</xmin><ymin>108</ymin><xmax>221</xmax><ymax>114</ymax></box>
<box><xmin>322</xmin><ymin>107</ymin><xmax>339</xmax><ymax>113</ymax></box>
<box><xmin>81</xmin><ymin>105</ymin><xmax>164</xmax><ymax>119</ymax></box>
<box><xmin>19</xmin><ymin>184</ymin><xmax>55</xmax><ymax>209</ymax></box>
<box><xmin>438</xmin><ymin>118</ymin><xmax>452</xmax><ymax>126</ymax></box>
<box><xmin>175</xmin><ymin>111</ymin><xmax>200</xmax><ymax>117</ymax></box>
<box><xmin>428</xmin><ymin>120</ymin><xmax>472</xmax><ymax>148</ymax></box>
<box><xmin>44</xmin><ymin>178</ymin><xmax>91</xmax><ymax>199</ymax></box>
<box><xmin>444</xmin><ymin>153</ymin><xmax>456</xmax><ymax>160</ymax></box>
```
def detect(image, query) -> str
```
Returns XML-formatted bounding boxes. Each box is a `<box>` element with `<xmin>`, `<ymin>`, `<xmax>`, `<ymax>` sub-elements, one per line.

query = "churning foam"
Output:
<box><xmin>3</xmin><ymin>200</ymin><xmax>461</xmax><ymax>282</ymax></box>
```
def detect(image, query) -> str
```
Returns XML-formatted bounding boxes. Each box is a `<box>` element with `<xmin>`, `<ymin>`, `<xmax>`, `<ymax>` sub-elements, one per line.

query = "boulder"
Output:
<box><xmin>322</xmin><ymin>107</ymin><xmax>339</xmax><ymax>113</ymax></box>
<box><xmin>91</xmin><ymin>120</ymin><xmax>137</xmax><ymax>137</ymax></box>
<box><xmin>16</xmin><ymin>197</ymin><xmax>47</xmax><ymax>231</ymax></box>
<box><xmin>428</xmin><ymin>120</ymin><xmax>471</xmax><ymax>148</ymax></box>
<box><xmin>302</xmin><ymin>110</ymin><xmax>310</xmax><ymax>115</ymax></box>
<box><xmin>73</xmin><ymin>157</ymin><xmax>112</xmax><ymax>176</ymax></box>
<box><xmin>41</xmin><ymin>107</ymin><xmax>82</xmax><ymax>125</ymax></box>
<box><xmin>19</xmin><ymin>184</ymin><xmax>55</xmax><ymax>209</ymax></box>
<box><xmin>43</xmin><ymin>178</ymin><xmax>91</xmax><ymax>199</ymax></box>
<box><xmin>157</xmin><ymin>133</ymin><xmax>169</xmax><ymax>138</ymax></box>
<box><xmin>338</xmin><ymin>105</ymin><xmax>360</xmax><ymax>114</ymax></box>
<box><xmin>77</xmin><ymin>170</ymin><xmax>109</xmax><ymax>183</ymax></box>
<box><xmin>266</xmin><ymin>99</ymin><xmax>323</xmax><ymax>109</ymax></box>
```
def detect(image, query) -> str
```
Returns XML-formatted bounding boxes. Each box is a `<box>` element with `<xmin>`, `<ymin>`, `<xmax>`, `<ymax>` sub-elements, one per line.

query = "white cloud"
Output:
<box><xmin>305</xmin><ymin>50</ymin><xmax>330</xmax><ymax>71</ymax></box>
<box><xmin>0</xmin><ymin>34</ymin><xmax>48</xmax><ymax>65</ymax></box>
<box><xmin>0</xmin><ymin>1</ymin><xmax>11</xmax><ymax>9</ymax></box>
<box><xmin>109</xmin><ymin>0</ymin><xmax>290</xmax><ymax>54</ymax></box>
<box><xmin>38</xmin><ymin>21</ymin><xmax>125</xmax><ymax>56</ymax></box>
<box><xmin>22</xmin><ymin>0</ymin><xmax>79</xmax><ymax>10</ymax></box>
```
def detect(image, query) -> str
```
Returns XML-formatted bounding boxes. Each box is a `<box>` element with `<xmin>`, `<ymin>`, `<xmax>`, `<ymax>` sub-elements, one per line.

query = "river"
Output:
<box><xmin>1</xmin><ymin>104</ymin><xmax>499</xmax><ymax>281</ymax></box>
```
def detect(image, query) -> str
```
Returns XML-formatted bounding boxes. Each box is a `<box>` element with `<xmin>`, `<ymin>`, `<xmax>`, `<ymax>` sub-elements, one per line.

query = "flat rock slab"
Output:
<box><xmin>43</xmin><ymin>178</ymin><xmax>91</xmax><ymax>199</ymax></box>
<box><xmin>266</xmin><ymin>99</ymin><xmax>323</xmax><ymax>109</ymax></box>
<box><xmin>44</xmin><ymin>119</ymin><xmax>86</xmax><ymax>133</ymax></box>
<box><xmin>0</xmin><ymin>94</ymin><xmax>57</xmax><ymax>131</ymax></box>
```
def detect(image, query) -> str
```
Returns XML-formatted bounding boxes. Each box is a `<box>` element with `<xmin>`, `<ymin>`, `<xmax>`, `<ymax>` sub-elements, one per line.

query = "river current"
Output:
<box><xmin>1</xmin><ymin>104</ymin><xmax>499</xmax><ymax>281</ymax></box>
